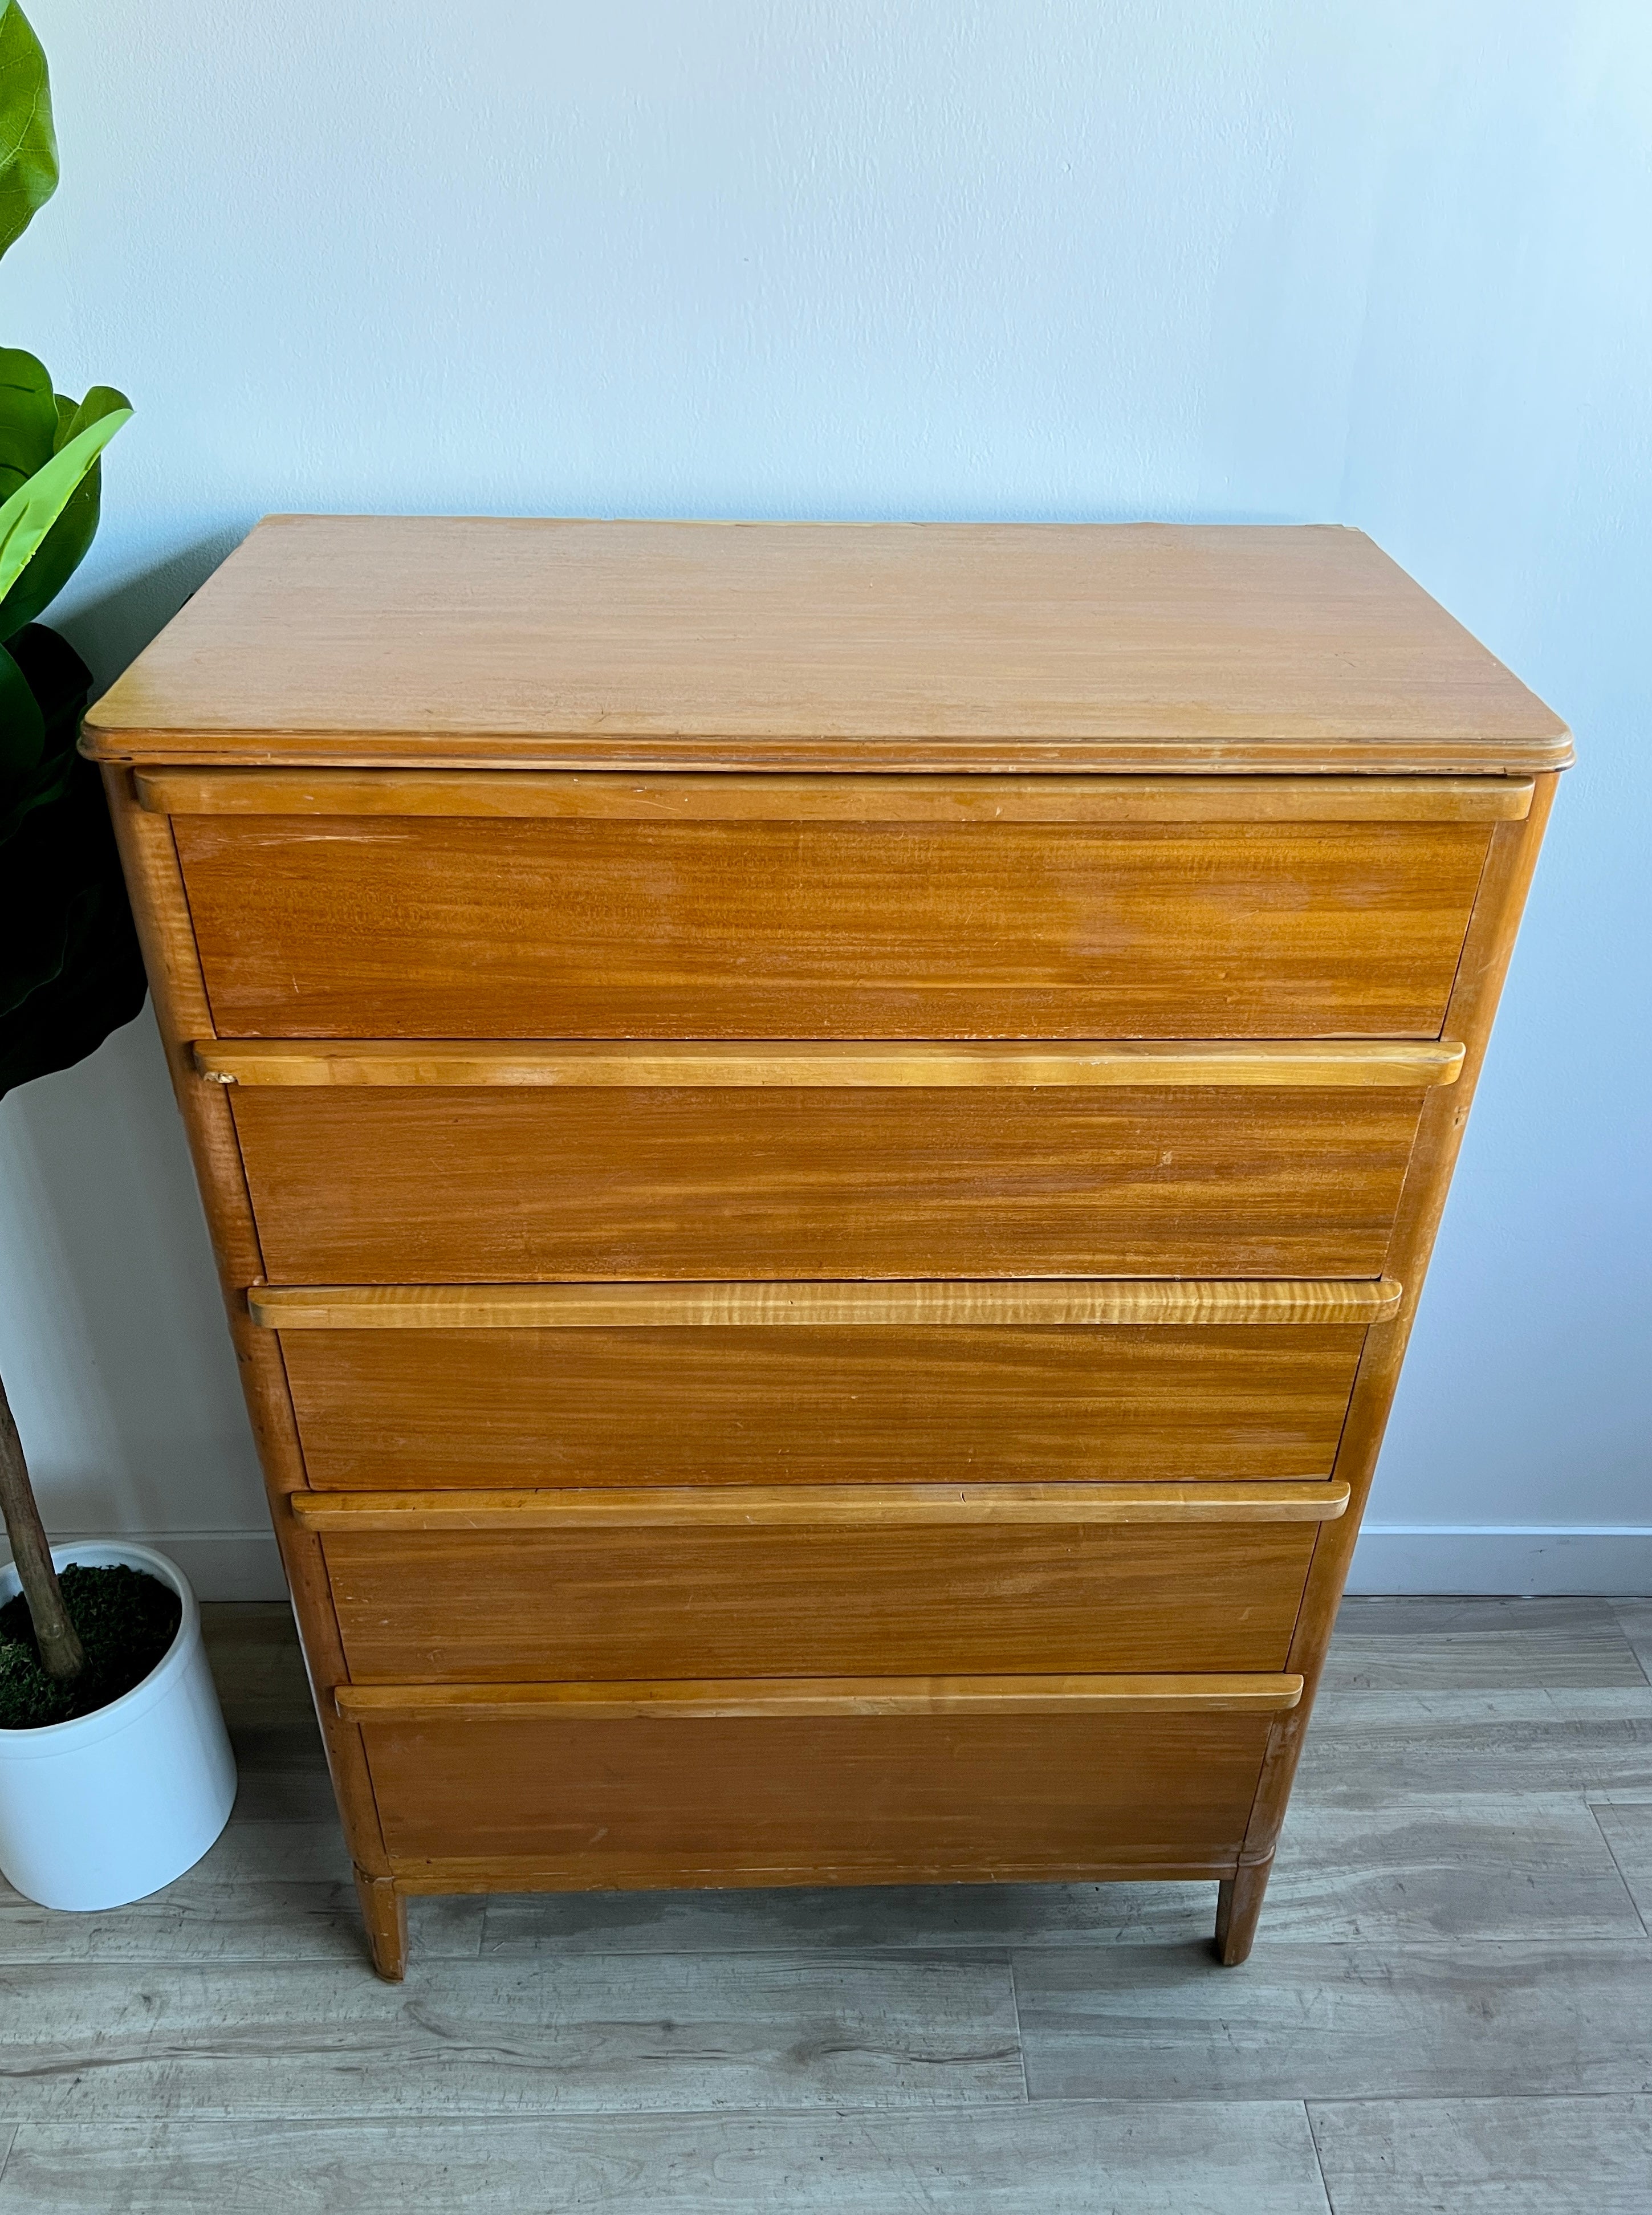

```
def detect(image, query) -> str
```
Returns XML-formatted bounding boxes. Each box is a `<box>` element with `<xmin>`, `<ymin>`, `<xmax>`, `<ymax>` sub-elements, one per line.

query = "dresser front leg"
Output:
<box><xmin>355</xmin><ymin>1867</ymin><xmax>409</xmax><ymax>1981</ymax></box>
<box><xmin>1214</xmin><ymin>1854</ymin><xmax>1273</xmax><ymax>1966</ymax></box>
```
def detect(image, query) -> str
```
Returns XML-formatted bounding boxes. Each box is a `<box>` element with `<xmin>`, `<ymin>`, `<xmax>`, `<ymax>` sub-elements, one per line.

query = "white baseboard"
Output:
<box><xmin>1348</xmin><ymin>1526</ymin><xmax>1652</xmax><ymax>1597</ymax></box>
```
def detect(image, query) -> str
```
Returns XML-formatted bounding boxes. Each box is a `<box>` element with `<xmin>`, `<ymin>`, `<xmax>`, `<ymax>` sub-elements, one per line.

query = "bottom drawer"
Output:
<box><xmin>343</xmin><ymin>1685</ymin><xmax>1288</xmax><ymax>1883</ymax></box>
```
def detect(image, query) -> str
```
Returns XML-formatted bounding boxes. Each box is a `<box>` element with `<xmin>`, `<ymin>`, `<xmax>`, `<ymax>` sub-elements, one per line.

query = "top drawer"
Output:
<box><xmin>152</xmin><ymin>774</ymin><xmax>1512</xmax><ymax>1040</ymax></box>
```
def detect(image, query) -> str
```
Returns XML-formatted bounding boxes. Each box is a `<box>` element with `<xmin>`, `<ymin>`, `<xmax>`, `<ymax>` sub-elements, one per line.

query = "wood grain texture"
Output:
<box><xmin>1321</xmin><ymin>1595</ymin><xmax>1652</xmax><ymax>1695</ymax></box>
<box><xmin>176</xmin><ymin>813</ymin><xmax>1490</xmax><ymax>1040</ymax></box>
<box><xmin>1308</xmin><ymin>2096</ymin><xmax>1652</xmax><ymax>2214</ymax></box>
<box><xmin>288</xmin><ymin>1480</ymin><xmax>1352</xmax><ymax>1528</ymax></box>
<box><xmin>0</xmin><ymin>1820</ymin><xmax>485</xmax><ymax>1968</ymax></box>
<box><xmin>1235</xmin><ymin>775</ymin><xmax>1561</xmax><ymax>1882</ymax></box>
<box><xmin>1292</xmin><ymin>1689</ymin><xmax>1652</xmax><ymax>1804</ymax></box>
<box><xmin>356</xmin><ymin>1705</ymin><xmax>1279</xmax><ymax>1877</ymax></box>
<box><xmin>98</xmin><ymin>771</ymin><xmax>392</xmax><ymax>1888</ymax></box>
<box><xmin>474</xmin><ymin>1878</ymin><xmax>1218</xmax><ymax>1956</ymax></box>
<box><xmin>230</xmin><ymin>1084</ymin><xmax>1427</xmax><ymax>1282</ymax></box>
<box><xmin>82</xmin><ymin>517</ymin><xmax>1571</xmax><ymax>772</ymax></box>
<box><xmin>253</xmin><ymin>1278</ymin><xmax>1402</xmax><ymax>1330</ymax></box>
<box><xmin>467</xmin><ymin>1786</ymin><xmax>1650</xmax><ymax>1955</ymax></box>
<box><xmin>1214</xmin><ymin>1854</ymin><xmax>1273</xmax><ymax>1966</ymax></box>
<box><xmin>1268</xmin><ymin>1793</ymin><xmax>1650</xmax><ymax>1946</ymax></box>
<box><xmin>1612</xmin><ymin>1597</ymin><xmax>1652</xmax><ymax>1677</ymax></box>
<box><xmin>13</xmin><ymin>1594</ymin><xmax>1639</xmax><ymax>2212</ymax></box>
<box><xmin>0</xmin><ymin>1952</ymin><xmax>1027</xmax><ymax>2119</ymax></box>
<box><xmin>92</xmin><ymin>520</ymin><xmax>1566</xmax><ymax>1973</ymax></box>
<box><xmin>195</xmin><ymin>1036</ymin><xmax>1467</xmax><ymax>1090</ymax></box>
<box><xmin>275</xmin><ymin>1322</ymin><xmax>1366</xmax><ymax>1488</ymax></box>
<box><xmin>319</xmin><ymin>1522</ymin><xmax>1320</xmax><ymax>1682</ymax></box>
<box><xmin>0</xmin><ymin>2106</ymin><xmax>1339</xmax><ymax>2215</ymax></box>
<box><xmin>1591</xmin><ymin>1804</ymin><xmax>1652</xmax><ymax>1930</ymax></box>
<box><xmin>139</xmin><ymin>765</ymin><xmax>1537</xmax><ymax>819</ymax></box>
<box><xmin>339</xmin><ymin>1675</ymin><xmax>1304</xmax><ymax>1721</ymax></box>
<box><xmin>1014</xmin><ymin>1937</ymin><xmax>1652</xmax><ymax>2102</ymax></box>
<box><xmin>352</xmin><ymin>1870</ymin><xmax>406</xmax><ymax>1982</ymax></box>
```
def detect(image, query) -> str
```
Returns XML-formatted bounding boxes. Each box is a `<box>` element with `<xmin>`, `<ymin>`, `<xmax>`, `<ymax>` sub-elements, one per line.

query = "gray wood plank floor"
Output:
<box><xmin>1</xmin><ymin>1595</ymin><xmax>1649</xmax><ymax>2210</ymax></box>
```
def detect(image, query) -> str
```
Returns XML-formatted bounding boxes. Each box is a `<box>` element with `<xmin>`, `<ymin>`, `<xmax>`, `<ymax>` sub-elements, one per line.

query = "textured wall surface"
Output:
<box><xmin>2</xmin><ymin>1</ymin><xmax>1647</xmax><ymax>1593</ymax></box>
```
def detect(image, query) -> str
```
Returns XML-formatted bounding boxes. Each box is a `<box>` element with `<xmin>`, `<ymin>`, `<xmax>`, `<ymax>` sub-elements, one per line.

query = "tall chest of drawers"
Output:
<box><xmin>84</xmin><ymin>518</ymin><xmax>1569</xmax><ymax>1978</ymax></box>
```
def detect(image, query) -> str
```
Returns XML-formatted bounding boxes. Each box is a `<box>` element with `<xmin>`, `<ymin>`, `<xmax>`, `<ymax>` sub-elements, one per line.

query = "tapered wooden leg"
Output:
<box><xmin>1214</xmin><ymin>1854</ymin><xmax>1273</xmax><ymax>1966</ymax></box>
<box><xmin>355</xmin><ymin>1867</ymin><xmax>408</xmax><ymax>1981</ymax></box>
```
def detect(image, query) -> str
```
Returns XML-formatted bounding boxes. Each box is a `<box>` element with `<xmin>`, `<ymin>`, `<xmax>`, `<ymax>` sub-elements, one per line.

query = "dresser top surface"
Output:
<box><xmin>83</xmin><ymin>516</ymin><xmax>1570</xmax><ymax>774</ymax></box>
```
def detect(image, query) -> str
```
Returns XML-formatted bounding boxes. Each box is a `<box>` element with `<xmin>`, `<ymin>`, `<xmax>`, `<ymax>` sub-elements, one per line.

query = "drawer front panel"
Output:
<box><xmin>280</xmin><ymin>1323</ymin><xmax>1365</xmax><ymax>1488</ymax></box>
<box><xmin>363</xmin><ymin>1709</ymin><xmax>1273</xmax><ymax>1878</ymax></box>
<box><xmin>325</xmin><ymin>1521</ymin><xmax>1319</xmax><ymax>1681</ymax></box>
<box><xmin>176</xmin><ymin>815</ymin><xmax>1490</xmax><ymax>1039</ymax></box>
<box><xmin>234</xmin><ymin>1086</ymin><xmax>1423</xmax><ymax>1281</ymax></box>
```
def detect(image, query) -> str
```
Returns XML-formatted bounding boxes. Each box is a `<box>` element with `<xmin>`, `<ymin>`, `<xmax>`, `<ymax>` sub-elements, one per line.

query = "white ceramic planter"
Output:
<box><xmin>0</xmin><ymin>1541</ymin><xmax>237</xmax><ymax>1909</ymax></box>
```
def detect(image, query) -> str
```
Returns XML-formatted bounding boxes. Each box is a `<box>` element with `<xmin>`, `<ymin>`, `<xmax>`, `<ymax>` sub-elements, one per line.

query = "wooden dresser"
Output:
<box><xmin>83</xmin><ymin>519</ymin><xmax>1568</xmax><ymax>1978</ymax></box>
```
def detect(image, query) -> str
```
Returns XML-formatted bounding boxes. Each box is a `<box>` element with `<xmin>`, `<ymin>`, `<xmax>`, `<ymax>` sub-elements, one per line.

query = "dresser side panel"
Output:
<box><xmin>101</xmin><ymin>766</ymin><xmax>390</xmax><ymax>1879</ymax></box>
<box><xmin>1236</xmin><ymin>771</ymin><xmax>1561</xmax><ymax>1868</ymax></box>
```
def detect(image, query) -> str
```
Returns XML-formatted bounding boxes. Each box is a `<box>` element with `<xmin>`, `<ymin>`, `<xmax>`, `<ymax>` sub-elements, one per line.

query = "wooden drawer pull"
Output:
<box><xmin>250</xmin><ymin>1277</ymin><xmax>1403</xmax><ymax>1330</ymax></box>
<box><xmin>289</xmin><ymin>1480</ymin><xmax>1352</xmax><ymax>1532</ymax></box>
<box><xmin>336</xmin><ymin>1672</ymin><xmax>1306</xmax><ymax>1723</ymax></box>
<box><xmin>197</xmin><ymin>1037</ymin><xmax>1466</xmax><ymax>1090</ymax></box>
<box><xmin>140</xmin><ymin>768</ymin><xmax>1535</xmax><ymax>823</ymax></box>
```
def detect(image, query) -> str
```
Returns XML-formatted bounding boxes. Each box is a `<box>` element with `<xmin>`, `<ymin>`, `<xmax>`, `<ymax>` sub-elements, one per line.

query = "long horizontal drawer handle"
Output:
<box><xmin>140</xmin><ymin>768</ymin><xmax>1533</xmax><ymax>823</ymax></box>
<box><xmin>291</xmin><ymin>1479</ymin><xmax>1350</xmax><ymax>1533</ymax></box>
<box><xmin>250</xmin><ymin>1276</ymin><xmax>1404</xmax><ymax>1330</ymax></box>
<box><xmin>335</xmin><ymin>1672</ymin><xmax>1305</xmax><ymax>1723</ymax></box>
<box><xmin>197</xmin><ymin>1038</ymin><xmax>1466</xmax><ymax>1090</ymax></box>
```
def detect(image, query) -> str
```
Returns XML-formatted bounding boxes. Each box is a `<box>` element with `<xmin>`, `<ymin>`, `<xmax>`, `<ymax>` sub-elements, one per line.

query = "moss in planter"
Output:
<box><xmin>0</xmin><ymin>1565</ymin><xmax>182</xmax><ymax>1729</ymax></box>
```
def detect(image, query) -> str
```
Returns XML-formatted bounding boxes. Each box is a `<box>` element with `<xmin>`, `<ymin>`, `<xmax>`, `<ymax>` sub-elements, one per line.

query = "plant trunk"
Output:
<box><xmin>0</xmin><ymin>1365</ymin><xmax>84</xmax><ymax>1681</ymax></box>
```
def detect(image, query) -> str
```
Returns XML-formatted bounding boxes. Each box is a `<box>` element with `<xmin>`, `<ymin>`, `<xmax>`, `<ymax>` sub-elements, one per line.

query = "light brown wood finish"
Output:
<box><xmin>97</xmin><ymin>770</ymin><xmax>391</xmax><ymax>1890</ymax></box>
<box><xmin>1214</xmin><ymin>1854</ymin><xmax>1275</xmax><ymax>1967</ymax></box>
<box><xmin>356</xmin><ymin>1704</ymin><xmax>1282</xmax><ymax>1884</ymax></box>
<box><xmin>92</xmin><ymin>520</ymin><xmax>1563</xmax><ymax>1972</ymax></box>
<box><xmin>288</xmin><ymin>1480</ymin><xmax>1352</xmax><ymax>1528</ymax></box>
<box><xmin>194</xmin><ymin>1036</ymin><xmax>1467</xmax><ymax>1090</ymax></box>
<box><xmin>83</xmin><ymin>518</ymin><xmax>1570</xmax><ymax>772</ymax></box>
<box><xmin>1233</xmin><ymin>773</ymin><xmax>1563</xmax><ymax>1912</ymax></box>
<box><xmin>175</xmin><ymin>813</ymin><xmax>1491</xmax><ymax>1040</ymax></box>
<box><xmin>138</xmin><ymin>766</ymin><xmax>1537</xmax><ymax>819</ymax></box>
<box><xmin>319</xmin><ymin>1522</ymin><xmax>1323</xmax><ymax>1681</ymax></box>
<box><xmin>352</xmin><ymin>1868</ymin><xmax>407</xmax><ymax>1983</ymax></box>
<box><xmin>251</xmin><ymin>1277</ymin><xmax>1403</xmax><ymax>1329</ymax></box>
<box><xmin>272</xmin><ymin>1325</ymin><xmax>1368</xmax><ymax>1488</ymax></box>
<box><xmin>337</xmin><ymin>1675</ymin><xmax>1305</xmax><ymax>1721</ymax></box>
<box><xmin>390</xmin><ymin>1848</ymin><xmax>1250</xmax><ymax>1892</ymax></box>
<box><xmin>230</xmin><ymin>1084</ymin><xmax>1429</xmax><ymax>1282</ymax></box>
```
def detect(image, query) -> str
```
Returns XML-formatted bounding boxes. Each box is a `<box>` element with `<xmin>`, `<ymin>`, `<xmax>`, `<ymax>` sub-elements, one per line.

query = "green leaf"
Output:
<box><xmin>0</xmin><ymin>2</ymin><xmax>56</xmax><ymax>262</ymax></box>
<box><xmin>0</xmin><ymin>345</ymin><xmax>55</xmax><ymax>499</ymax></box>
<box><xmin>0</xmin><ymin>399</ymin><xmax>131</xmax><ymax>630</ymax></box>
<box><xmin>0</xmin><ymin>633</ymin><xmax>43</xmax><ymax>772</ymax></box>
<box><xmin>54</xmin><ymin>384</ymin><xmax>132</xmax><ymax>451</ymax></box>
<box><xmin>0</xmin><ymin>386</ymin><xmax>131</xmax><ymax>636</ymax></box>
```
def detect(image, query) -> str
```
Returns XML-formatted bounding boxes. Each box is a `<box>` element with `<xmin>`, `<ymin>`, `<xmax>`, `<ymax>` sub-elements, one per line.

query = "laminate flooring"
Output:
<box><xmin>2</xmin><ymin>1595</ymin><xmax>1650</xmax><ymax>2211</ymax></box>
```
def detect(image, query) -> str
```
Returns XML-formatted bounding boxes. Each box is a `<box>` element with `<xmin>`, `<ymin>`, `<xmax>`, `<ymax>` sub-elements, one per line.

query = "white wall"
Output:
<box><xmin>2</xmin><ymin>0</ymin><xmax>1647</xmax><ymax>1595</ymax></box>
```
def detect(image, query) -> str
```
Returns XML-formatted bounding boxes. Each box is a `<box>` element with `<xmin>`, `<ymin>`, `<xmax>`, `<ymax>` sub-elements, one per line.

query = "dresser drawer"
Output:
<box><xmin>274</xmin><ymin>1317</ymin><xmax>1368</xmax><ymax>1487</ymax></box>
<box><xmin>173</xmin><ymin>805</ymin><xmax>1492</xmax><ymax>1040</ymax></box>
<box><xmin>315</xmin><ymin>1510</ymin><xmax>1327</xmax><ymax>1682</ymax></box>
<box><xmin>343</xmin><ymin>1688</ymin><xmax>1288</xmax><ymax>1883</ymax></box>
<box><xmin>232</xmin><ymin>1083</ymin><xmax>1426</xmax><ymax>1281</ymax></box>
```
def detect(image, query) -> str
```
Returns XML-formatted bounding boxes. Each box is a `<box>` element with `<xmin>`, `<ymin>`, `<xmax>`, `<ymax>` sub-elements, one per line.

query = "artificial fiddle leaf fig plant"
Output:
<box><xmin>0</xmin><ymin>0</ymin><xmax>147</xmax><ymax>1713</ymax></box>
